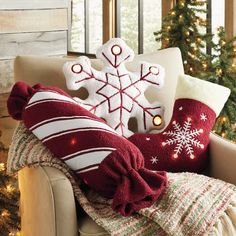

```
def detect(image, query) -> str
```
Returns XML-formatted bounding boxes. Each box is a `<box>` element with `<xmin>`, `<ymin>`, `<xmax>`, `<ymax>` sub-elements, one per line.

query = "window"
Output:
<box><xmin>211</xmin><ymin>0</ymin><xmax>225</xmax><ymax>34</ymax></box>
<box><xmin>69</xmin><ymin>0</ymin><xmax>233</xmax><ymax>55</ymax></box>
<box><xmin>116</xmin><ymin>0</ymin><xmax>162</xmax><ymax>54</ymax></box>
<box><xmin>70</xmin><ymin>0</ymin><xmax>103</xmax><ymax>54</ymax></box>
<box><xmin>69</xmin><ymin>0</ymin><xmax>162</xmax><ymax>55</ymax></box>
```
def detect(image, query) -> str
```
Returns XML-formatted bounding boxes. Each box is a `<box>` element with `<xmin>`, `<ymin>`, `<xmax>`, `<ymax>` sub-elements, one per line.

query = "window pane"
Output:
<box><xmin>88</xmin><ymin>0</ymin><xmax>103</xmax><ymax>54</ymax></box>
<box><xmin>71</xmin><ymin>0</ymin><xmax>85</xmax><ymax>52</ymax></box>
<box><xmin>143</xmin><ymin>0</ymin><xmax>162</xmax><ymax>53</ymax></box>
<box><xmin>120</xmin><ymin>0</ymin><xmax>138</xmax><ymax>54</ymax></box>
<box><xmin>211</xmin><ymin>0</ymin><xmax>225</xmax><ymax>35</ymax></box>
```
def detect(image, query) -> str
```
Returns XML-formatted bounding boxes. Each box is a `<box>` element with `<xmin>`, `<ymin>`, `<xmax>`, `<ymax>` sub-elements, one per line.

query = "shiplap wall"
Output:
<box><xmin>0</xmin><ymin>0</ymin><xmax>70</xmax><ymax>93</ymax></box>
<box><xmin>0</xmin><ymin>0</ymin><xmax>71</xmax><ymax>155</ymax></box>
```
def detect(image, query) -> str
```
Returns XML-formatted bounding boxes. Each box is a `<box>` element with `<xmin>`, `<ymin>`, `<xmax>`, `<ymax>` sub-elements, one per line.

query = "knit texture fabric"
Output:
<box><xmin>7</xmin><ymin>81</ymin><xmax>167</xmax><ymax>216</ymax></box>
<box><xmin>8</xmin><ymin>123</ymin><xmax>236</xmax><ymax>236</ymax></box>
<box><xmin>129</xmin><ymin>99</ymin><xmax>216</xmax><ymax>172</ymax></box>
<box><xmin>128</xmin><ymin>74</ymin><xmax>230</xmax><ymax>173</ymax></box>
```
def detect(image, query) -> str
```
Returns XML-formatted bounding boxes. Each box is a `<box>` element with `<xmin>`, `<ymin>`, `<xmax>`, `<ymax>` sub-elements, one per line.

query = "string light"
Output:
<box><xmin>202</xmin><ymin>63</ymin><xmax>207</xmax><ymax>70</ymax></box>
<box><xmin>8</xmin><ymin>232</ymin><xmax>21</xmax><ymax>236</ymax></box>
<box><xmin>190</xmin><ymin>154</ymin><xmax>195</xmax><ymax>160</ymax></box>
<box><xmin>0</xmin><ymin>163</ymin><xmax>5</xmax><ymax>171</ymax></box>
<box><xmin>70</xmin><ymin>138</ymin><xmax>77</xmax><ymax>146</ymax></box>
<box><xmin>171</xmin><ymin>11</ymin><xmax>176</xmax><ymax>16</ymax></box>
<box><xmin>189</xmin><ymin>67</ymin><xmax>193</xmax><ymax>72</ymax></box>
<box><xmin>6</xmin><ymin>184</ymin><xmax>15</xmax><ymax>193</ymax></box>
<box><xmin>1</xmin><ymin>210</ymin><xmax>10</xmax><ymax>218</ymax></box>
<box><xmin>221</xmin><ymin>132</ymin><xmax>226</xmax><ymax>138</ymax></box>
<box><xmin>153</xmin><ymin>115</ymin><xmax>162</xmax><ymax>127</ymax></box>
<box><xmin>167</xmin><ymin>26</ymin><xmax>171</xmax><ymax>31</ymax></box>
<box><xmin>222</xmin><ymin>116</ymin><xmax>227</xmax><ymax>122</ymax></box>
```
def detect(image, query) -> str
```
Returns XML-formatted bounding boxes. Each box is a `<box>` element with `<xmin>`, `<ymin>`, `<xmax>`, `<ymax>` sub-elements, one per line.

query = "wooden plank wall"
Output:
<box><xmin>0</xmin><ymin>0</ymin><xmax>70</xmax><ymax>153</ymax></box>
<box><xmin>0</xmin><ymin>0</ymin><xmax>70</xmax><ymax>93</ymax></box>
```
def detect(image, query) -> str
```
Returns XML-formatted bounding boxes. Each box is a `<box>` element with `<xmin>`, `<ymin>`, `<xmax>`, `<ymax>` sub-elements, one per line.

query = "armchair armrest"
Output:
<box><xmin>18</xmin><ymin>166</ymin><xmax>78</xmax><ymax>236</ymax></box>
<box><xmin>209</xmin><ymin>132</ymin><xmax>236</xmax><ymax>185</ymax></box>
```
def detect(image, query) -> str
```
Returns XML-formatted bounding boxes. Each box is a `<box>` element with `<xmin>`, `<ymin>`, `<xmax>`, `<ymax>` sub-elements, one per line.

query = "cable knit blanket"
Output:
<box><xmin>8</xmin><ymin>123</ymin><xmax>236</xmax><ymax>236</ymax></box>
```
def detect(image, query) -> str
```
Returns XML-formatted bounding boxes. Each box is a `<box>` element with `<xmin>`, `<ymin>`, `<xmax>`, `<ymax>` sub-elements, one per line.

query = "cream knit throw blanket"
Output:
<box><xmin>8</xmin><ymin>123</ymin><xmax>236</xmax><ymax>236</ymax></box>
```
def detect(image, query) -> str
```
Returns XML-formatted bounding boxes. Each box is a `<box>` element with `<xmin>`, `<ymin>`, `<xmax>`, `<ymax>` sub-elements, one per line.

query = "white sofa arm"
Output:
<box><xmin>209</xmin><ymin>132</ymin><xmax>236</xmax><ymax>185</ymax></box>
<box><xmin>18</xmin><ymin>166</ymin><xmax>78</xmax><ymax>236</ymax></box>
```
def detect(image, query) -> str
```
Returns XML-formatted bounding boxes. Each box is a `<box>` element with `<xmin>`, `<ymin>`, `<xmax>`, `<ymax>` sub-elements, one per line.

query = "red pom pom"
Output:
<box><xmin>7</xmin><ymin>81</ymin><xmax>36</xmax><ymax>120</ymax></box>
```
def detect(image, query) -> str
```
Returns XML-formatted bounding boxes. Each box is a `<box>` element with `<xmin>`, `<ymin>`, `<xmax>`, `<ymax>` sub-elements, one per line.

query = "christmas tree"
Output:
<box><xmin>155</xmin><ymin>1</ymin><xmax>236</xmax><ymax>143</ymax></box>
<box><xmin>154</xmin><ymin>0</ymin><xmax>212</xmax><ymax>76</ymax></box>
<box><xmin>0</xmin><ymin>130</ymin><xmax>20</xmax><ymax>236</ymax></box>
<box><xmin>199</xmin><ymin>27</ymin><xmax>236</xmax><ymax>142</ymax></box>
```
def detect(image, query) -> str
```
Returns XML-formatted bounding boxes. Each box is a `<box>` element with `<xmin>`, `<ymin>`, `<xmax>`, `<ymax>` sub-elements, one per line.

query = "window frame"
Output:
<box><xmin>68</xmin><ymin>0</ymin><xmax>236</xmax><ymax>56</ymax></box>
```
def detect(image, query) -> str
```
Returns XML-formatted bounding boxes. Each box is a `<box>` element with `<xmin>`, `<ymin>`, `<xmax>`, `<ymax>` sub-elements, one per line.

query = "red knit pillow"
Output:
<box><xmin>7</xmin><ymin>81</ymin><xmax>167</xmax><ymax>216</ymax></box>
<box><xmin>128</xmin><ymin>75</ymin><xmax>230</xmax><ymax>173</ymax></box>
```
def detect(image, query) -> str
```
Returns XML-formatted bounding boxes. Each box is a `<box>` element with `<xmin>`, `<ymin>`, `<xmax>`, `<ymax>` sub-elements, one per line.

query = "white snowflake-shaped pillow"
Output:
<box><xmin>63</xmin><ymin>38</ymin><xmax>165</xmax><ymax>137</ymax></box>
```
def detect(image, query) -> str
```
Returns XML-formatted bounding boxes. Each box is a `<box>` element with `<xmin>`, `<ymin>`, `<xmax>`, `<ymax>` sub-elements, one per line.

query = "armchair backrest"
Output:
<box><xmin>14</xmin><ymin>47</ymin><xmax>184</xmax><ymax>129</ymax></box>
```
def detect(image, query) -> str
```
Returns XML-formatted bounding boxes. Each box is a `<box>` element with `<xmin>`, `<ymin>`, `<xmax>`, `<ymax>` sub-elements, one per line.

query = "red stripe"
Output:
<box><xmin>30</xmin><ymin>116</ymin><xmax>97</xmax><ymax>131</ymax></box>
<box><xmin>43</xmin><ymin>130</ymin><xmax>120</xmax><ymax>159</ymax></box>
<box><xmin>41</xmin><ymin>127</ymin><xmax>116</xmax><ymax>143</ymax></box>
<box><xmin>23</xmin><ymin>93</ymin><xmax>104</xmax><ymax>129</ymax></box>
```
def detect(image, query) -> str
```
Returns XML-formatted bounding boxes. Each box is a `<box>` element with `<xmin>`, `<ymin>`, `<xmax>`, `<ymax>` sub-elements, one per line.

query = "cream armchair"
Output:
<box><xmin>13</xmin><ymin>48</ymin><xmax>236</xmax><ymax>236</ymax></box>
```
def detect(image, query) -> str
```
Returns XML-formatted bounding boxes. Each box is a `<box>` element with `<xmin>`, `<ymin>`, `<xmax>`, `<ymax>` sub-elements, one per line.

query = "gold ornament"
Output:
<box><xmin>221</xmin><ymin>40</ymin><xmax>226</xmax><ymax>46</ymax></box>
<box><xmin>216</xmin><ymin>68</ymin><xmax>223</xmax><ymax>76</ymax></box>
<box><xmin>197</xmin><ymin>38</ymin><xmax>202</xmax><ymax>43</ymax></box>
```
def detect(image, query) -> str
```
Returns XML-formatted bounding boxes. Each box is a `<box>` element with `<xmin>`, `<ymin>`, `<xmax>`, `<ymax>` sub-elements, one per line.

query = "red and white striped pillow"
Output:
<box><xmin>8</xmin><ymin>81</ymin><xmax>167</xmax><ymax>216</ymax></box>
